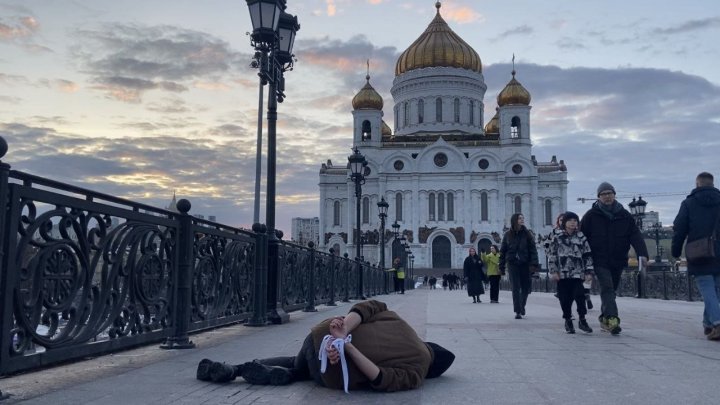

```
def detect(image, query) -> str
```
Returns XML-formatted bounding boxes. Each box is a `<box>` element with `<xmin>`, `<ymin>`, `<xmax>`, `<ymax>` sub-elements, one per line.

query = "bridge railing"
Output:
<box><xmin>0</xmin><ymin>138</ymin><xmax>388</xmax><ymax>376</ymax></box>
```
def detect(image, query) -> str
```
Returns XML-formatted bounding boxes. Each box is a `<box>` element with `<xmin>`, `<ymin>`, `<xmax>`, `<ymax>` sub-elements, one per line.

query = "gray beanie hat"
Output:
<box><xmin>597</xmin><ymin>182</ymin><xmax>616</xmax><ymax>196</ymax></box>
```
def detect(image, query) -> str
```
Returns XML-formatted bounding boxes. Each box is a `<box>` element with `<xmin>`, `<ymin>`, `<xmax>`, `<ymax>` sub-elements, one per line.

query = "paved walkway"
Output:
<box><xmin>1</xmin><ymin>289</ymin><xmax>718</xmax><ymax>404</ymax></box>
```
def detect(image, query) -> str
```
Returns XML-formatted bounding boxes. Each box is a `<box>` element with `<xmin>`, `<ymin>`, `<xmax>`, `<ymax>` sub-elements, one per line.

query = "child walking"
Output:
<box><xmin>548</xmin><ymin>212</ymin><xmax>594</xmax><ymax>334</ymax></box>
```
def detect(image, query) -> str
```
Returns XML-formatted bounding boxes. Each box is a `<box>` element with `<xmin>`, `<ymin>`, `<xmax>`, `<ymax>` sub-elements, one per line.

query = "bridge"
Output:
<box><xmin>2</xmin><ymin>289</ymin><xmax>717</xmax><ymax>404</ymax></box>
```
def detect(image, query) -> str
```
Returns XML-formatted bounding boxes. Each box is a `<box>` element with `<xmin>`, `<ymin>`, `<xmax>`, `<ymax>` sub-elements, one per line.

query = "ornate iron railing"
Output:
<box><xmin>0</xmin><ymin>138</ymin><xmax>388</xmax><ymax>376</ymax></box>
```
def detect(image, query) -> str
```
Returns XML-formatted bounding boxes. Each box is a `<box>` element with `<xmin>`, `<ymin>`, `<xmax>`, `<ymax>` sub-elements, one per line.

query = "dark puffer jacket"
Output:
<box><xmin>499</xmin><ymin>227</ymin><xmax>539</xmax><ymax>271</ymax></box>
<box><xmin>671</xmin><ymin>186</ymin><xmax>720</xmax><ymax>275</ymax></box>
<box><xmin>580</xmin><ymin>201</ymin><xmax>648</xmax><ymax>270</ymax></box>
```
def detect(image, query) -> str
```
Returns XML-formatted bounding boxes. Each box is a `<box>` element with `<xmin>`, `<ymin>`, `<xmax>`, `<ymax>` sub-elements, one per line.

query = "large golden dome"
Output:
<box><xmin>497</xmin><ymin>70</ymin><xmax>531</xmax><ymax>106</ymax></box>
<box><xmin>484</xmin><ymin>108</ymin><xmax>499</xmax><ymax>134</ymax></box>
<box><xmin>395</xmin><ymin>2</ymin><xmax>482</xmax><ymax>76</ymax></box>
<box><xmin>352</xmin><ymin>75</ymin><xmax>384</xmax><ymax>110</ymax></box>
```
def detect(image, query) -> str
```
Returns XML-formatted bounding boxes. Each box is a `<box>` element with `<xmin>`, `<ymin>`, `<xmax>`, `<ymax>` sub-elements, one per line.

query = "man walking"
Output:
<box><xmin>581</xmin><ymin>182</ymin><xmax>648</xmax><ymax>334</ymax></box>
<box><xmin>671</xmin><ymin>172</ymin><xmax>720</xmax><ymax>340</ymax></box>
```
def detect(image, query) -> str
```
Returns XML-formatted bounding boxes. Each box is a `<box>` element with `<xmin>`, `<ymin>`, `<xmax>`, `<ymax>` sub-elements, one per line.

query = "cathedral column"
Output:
<box><xmin>497</xmin><ymin>175</ymin><xmax>506</xmax><ymax>231</ymax></box>
<box><xmin>531</xmin><ymin>178</ymin><xmax>539</xmax><ymax>231</ymax></box>
<box><xmin>412</xmin><ymin>175</ymin><xmax>420</xmax><ymax>245</ymax></box>
<box><xmin>523</xmin><ymin>194</ymin><xmax>532</xmax><ymax>228</ymax></box>
<box><xmin>463</xmin><ymin>174</ymin><xmax>471</xmax><ymax>245</ymax></box>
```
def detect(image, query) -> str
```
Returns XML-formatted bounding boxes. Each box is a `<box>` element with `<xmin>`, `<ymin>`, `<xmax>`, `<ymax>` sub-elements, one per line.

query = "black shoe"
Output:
<box><xmin>477</xmin><ymin>298</ymin><xmax>482</xmax><ymax>303</ymax></box>
<box><xmin>578</xmin><ymin>318</ymin><xmax>593</xmax><ymax>333</ymax></box>
<box><xmin>241</xmin><ymin>360</ymin><xmax>273</xmax><ymax>385</ymax></box>
<box><xmin>210</xmin><ymin>362</ymin><xmax>237</xmax><ymax>383</ymax></box>
<box><xmin>197</xmin><ymin>358</ymin><xmax>215</xmax><ymax>381</ymax></box>
<box><xmin>515</xmin><ymin>313</ymin><xmax>522</xmax><ymax>319</ymax></box>
<box><xmin>473</xmin><ymin>298</ymin><xmax>477</xmax><ymax>303</ymax></box>
<box><xmin>521</xmin><ymin>308</ymin><xmax>526</xmax><ymax>316</ymax></box>
<box><xmin>704</xmin><ymin>326</ymin><xmax>713</xmax><ymax>336</ymax></box>
<box><xmin>565</xmin><ymin>319</ymin><xmax>575</xmax><ymax>334</ymax></box>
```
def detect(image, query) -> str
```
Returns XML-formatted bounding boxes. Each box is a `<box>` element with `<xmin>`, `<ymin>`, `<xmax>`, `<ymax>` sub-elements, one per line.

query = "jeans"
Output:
<box><xmin>248</xmin><ymin>333</ymin><xmax>324</xmax><ymax>386</ymax></box>
<box><xmin>557</xmin><ymin>278</ymin><xmax>587</xmax><ymax>319</ymax></box>
<box><xmin>488</xmin><ymin>275</ymin><xmax>501</xmax><ymax>302</ymax></box>
<box><xmin>509</xmin><ymin>265</ymin><xmax>531</xmax><ymax>314</ymax></box>
<box><xmin>594</xmin><ymin>266</ymin><xmax>623</xmax><ymax>319</ymax></box>
<box><xmin>694</xmin><ymin>274</ymin><xmax>720</xmax><ymax>327</ymax></box>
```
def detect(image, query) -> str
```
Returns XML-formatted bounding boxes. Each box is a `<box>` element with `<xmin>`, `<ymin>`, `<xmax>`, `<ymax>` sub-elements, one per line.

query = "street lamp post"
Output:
<box><xmin>652</xmin><ymin>222</ymin><xmax>663</xmax><ymax>264</ymax></box>
<box><xmin>348</xmin><ymin>147</ymin><xmax>367</xmax><ymax>299</ymax></box>
<box><xmin>377</xmin><ymin>197</ymin><xmax>389</xmax><ymax>293</ymax></box>
<box><xmin>628</xmin><ymin>195</ymin><xmax>648</xmax><ymax>298</ymax></box>
<box><xmin>246</xmin><ymin>0</ymin><xmax>300</xmax><ymax>324</ymax></box>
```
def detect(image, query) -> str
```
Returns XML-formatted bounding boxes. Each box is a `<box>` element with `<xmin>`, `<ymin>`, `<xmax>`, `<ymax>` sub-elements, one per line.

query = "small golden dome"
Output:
<box><xmin>352</xmin><ymin>75</ymin><xmax>384</xmax><ymax>110</ymax></box>
<box><xmin>395</xmin><ymin>2</ymin><xmax>482</xmax><ymax>76</ymax></box>
<box><xmin>381</xmin><ymin>120</ymin><xmax>392</xmax><ymax>136</ymax></box>
<box><xmin>484</xmin><ymin>108</ymin><xmax>499</xmax><ymax>134</ymax></box>
<box><xmin>497</xmin><ymin>70</ymin><xmax>531</xmax><ymax>106</ymax></box>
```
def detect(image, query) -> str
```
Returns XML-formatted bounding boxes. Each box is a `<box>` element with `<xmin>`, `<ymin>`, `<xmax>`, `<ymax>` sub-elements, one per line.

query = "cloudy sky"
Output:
<box><xmin>1</xmin><ymin>0</ymin><xmax>719</xmax><ymax>233</ymax></box>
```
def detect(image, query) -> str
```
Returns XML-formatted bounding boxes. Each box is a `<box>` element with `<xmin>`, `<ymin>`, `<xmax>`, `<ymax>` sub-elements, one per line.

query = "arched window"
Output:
<box><xmin>429</xmin><ymin>192</ymin><xmax>435</xmax><ymax>221</ymax></box>
<box><xmin>447</xmin><ymin>192</ymin><xmax>454</xmax><ymax>221</ymax></box>
<box><xmin>438</xmin><ymin>192</ymin><xmax>445</xmax><ymax>221</ymax></box>
<box><xmin>361</xmin><ymin>120</ymin><xmax>371</xmax><ymax>141</ymax></box>
<box><xmin>362</xmin><ymin>197</ymin><xmax>370</xmax><ymax>224</ymax></box>
<box><xmin>396</xmin><ymin>192</ymin><xmax>403</xmax><ymax>221</ymax></box>
<box><xmin>333</xmin><ymin>201</ymin><xmax>341</xmax><ymax>226</ymax></box>
<box><xmin>511</xmin><ymin>116</ymin><xmax>521</xmax><ymax>138</ymax></box>
<box><xmin>544</xmin><ymin>199</ymin><xmax>553</xmax><ymax>226</ymax></box>
<box><xmin>454</xmin><ymin>98</ymin><xmax>460</xmax><ymax>123</ymax></box>
<box><xmin>435</xmin><ymin>98</ymin><xmax>442</xmax><ymax>122</ymax></box>
<box><xmin>418</xmin><ymin>99</ymin><xmax>424</xmax><ymax>124</ymax></box>
<box><xmin>404</xmin><ymin>102</ymin><xmax>409</xmax><ymax>126</ymax></box>
<box><xmin>481</xmin><ymin>192</ymin><xmax>488</xmax><ymax>221</ymax></box>
<box><xmin>514</xmin><ymin>196</ymin><xmax>522</xmax><ymax>214</ymax></box>
<box><xmin>469</xmin><ymin>100</ymin><xmax>475</xmax><ymax>125</ymax></box>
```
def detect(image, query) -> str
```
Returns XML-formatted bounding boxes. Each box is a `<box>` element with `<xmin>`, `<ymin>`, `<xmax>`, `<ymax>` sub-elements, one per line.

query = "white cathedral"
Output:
<box><xmin>318</xmin><ymin>2</ymin><xmax>567</xmax><ymax>270</ymax></box>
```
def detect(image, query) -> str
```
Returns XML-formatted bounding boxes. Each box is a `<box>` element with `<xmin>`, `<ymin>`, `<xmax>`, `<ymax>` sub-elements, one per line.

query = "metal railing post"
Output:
<box><xmin>246</xmin><ymin>223</ymin><xmax>268</xmax><ymax>326</ymax></box>
<box><xmin>160</xmin><ymin>199</ymin><xmax>195</xmax><ymax>349</ymax></box>
<box><xmin>0</xmin><ymin>137</ymin><xmax>12</xmax><ymax>374</ymax></box>
<box><xmin>304</xmin><ymin>242</ymin><xmax>317</xmax><ymax>312</ymax></box>
<box><xmin>327</xmin><ymin>249</ymin><xmax>337</xmax><ymax>306</ymax></box>
<box><xmin>343</xmin><ymin>253</ymin><xmax>350</xmax><ymax>302</ymax></box>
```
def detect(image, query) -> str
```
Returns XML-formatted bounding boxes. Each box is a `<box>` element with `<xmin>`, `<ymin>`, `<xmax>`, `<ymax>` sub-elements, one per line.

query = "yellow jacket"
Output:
<box><xmin>481</xmin><ymin>252</ymin><xmax>501</xmax><ymax>276</ymax></box>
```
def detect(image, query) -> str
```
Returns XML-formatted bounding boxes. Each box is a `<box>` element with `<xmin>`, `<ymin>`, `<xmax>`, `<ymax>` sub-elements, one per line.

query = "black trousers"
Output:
<box><xmin>509</xmin><ymin>265</ymin><xmax>531</xmax><ymax>314</ymax></box>
<box><xmin>395</xmin><ymin>277</ymin><xmax>405</xmax><ymax>293</ymax></box>
<box><xmin>557</xmin><ymin>278</ymin><xmax>587</xmax><ymax>319</ymax></box>
<box><xmin>245</xmin><ymin>334</ymin><xmax>324</xmax><ymax>386</ymax></box>
<box><xmin>488</xmin><ymin>275</ymin><xmax>501</xmax><ymax>302</ymax></box>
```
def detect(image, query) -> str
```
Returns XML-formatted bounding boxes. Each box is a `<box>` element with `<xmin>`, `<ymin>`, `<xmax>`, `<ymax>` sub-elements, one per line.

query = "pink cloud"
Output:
<box><xmin>441</xmin><ymin>4</ymin><xmax>484</xmax><ymax>24</ymax></box>
<box><xmin>0</xmin><ymin>15</ymin><xmax>38</xmax><ymax>40</ymax></box>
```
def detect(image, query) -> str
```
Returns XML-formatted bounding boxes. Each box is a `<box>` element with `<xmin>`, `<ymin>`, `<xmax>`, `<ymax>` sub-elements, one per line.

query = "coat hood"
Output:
<box><xmin>688</xmin><ymin>186</ymin><xmax>720</xmax><ymax>207</ymax></box>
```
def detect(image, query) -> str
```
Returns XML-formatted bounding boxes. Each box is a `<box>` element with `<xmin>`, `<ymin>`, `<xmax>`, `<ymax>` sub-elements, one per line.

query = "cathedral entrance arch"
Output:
<box><xmin>432</xmin><ymin>235</ymin><xmax>451</xmax><ymax>268</ymax></box>
<box><xmin>477</xmin><ymin>238</ymin><xmax>492</xmax><ymax>255</ymax></box>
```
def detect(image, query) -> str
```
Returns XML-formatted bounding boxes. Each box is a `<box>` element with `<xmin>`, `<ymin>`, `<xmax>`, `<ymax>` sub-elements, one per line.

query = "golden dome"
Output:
<box><xmin>497</xmin><ymin>70</ymin><xmax>531</xmax><ymax>106</ymax></box>
<box><xmin>484</xmin><ymin>108</ymin><xmax>499</xmax><ymax>134</ymax></box>
<box><xmin>395</xmin><ymin>2</ymin><xmax>482</xmax><ymax>76</ymax></box>
<box><xmin>381</xmin><ymin>120</ymin><xmax>392</xmax><ymax>136</ymax></box>
<box><xmin>352</xmin><ymin>75</ymin><xmax>384</xmax><ymax>110</ymax></box>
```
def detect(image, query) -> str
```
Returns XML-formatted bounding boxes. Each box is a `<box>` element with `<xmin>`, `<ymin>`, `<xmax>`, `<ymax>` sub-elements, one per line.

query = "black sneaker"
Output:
<box><xmin>565</xmin><ymin>319</ymin><xmax>575</xmax><ymax>334</ymax></box>
<box><xmin>196</xmin><ymin>358</ymin><xmax>215</xmax><ymax>381</ymax></box>
<box><xmin>210</xmin><ymin>362</ymin><xmax>237</xmax><ymax>383</ymax></box>
<box><xmin>269</xmin><ymin>367</ymin><xmax>293</xmax><ymax>385</ymax></box>
<box><xmin>578</xmin><ymin>318</ymin><xmax>593</xmax><ymax>333</ymax></box>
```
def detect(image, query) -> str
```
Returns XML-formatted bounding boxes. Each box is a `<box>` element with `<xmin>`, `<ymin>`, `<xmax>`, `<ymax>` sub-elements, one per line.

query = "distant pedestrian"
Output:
<box><xmin>548</xmin><ymin>212</ymin><xmax>594</xmax><ymax>334</ymax></box>
<box><xmin>500</xmin><ymin>213</ymin><xmax>539</xmax><ymax>319</ymax></box>
<box><xmin>581</xmin><ymin>182</ymin><xmax>648</xmax><ymax>335</ymax></box>
<box><xmin>463</xmin><ymin>247</ymin><xmax>486</xmax><ymax>303</ymax></box>
<box><xmin>392</xmin><ymin>258</ymin><xmax>406</xmax><ymax>294</ymax></box>
<box><xmin>671</xmin><ymin>172</ymin><xmax>720</xmax><ymax>340</ymax></box>
<box><xmin>481</xmin><ymin>245</ymin><xmax>501</xmax><ymax>303</ymax></box>
<box><xmin>429</xmin><ymin>276</ymin><xmax>437</xmax><ymax>289</ymax></box>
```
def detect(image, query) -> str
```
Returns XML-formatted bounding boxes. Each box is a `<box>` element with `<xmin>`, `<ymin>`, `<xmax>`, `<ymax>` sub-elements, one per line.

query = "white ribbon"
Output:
<box><xmin>318</xmin><ymin>334</ymin><xmax>353</xmax><ymax>393</ymax></box>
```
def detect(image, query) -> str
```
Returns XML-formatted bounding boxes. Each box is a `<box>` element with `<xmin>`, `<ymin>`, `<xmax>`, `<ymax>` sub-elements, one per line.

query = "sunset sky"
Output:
<box><xmin>1</xmin><ymin>0</ymin><xmax>719</xmax><ymax>233</ymax></box>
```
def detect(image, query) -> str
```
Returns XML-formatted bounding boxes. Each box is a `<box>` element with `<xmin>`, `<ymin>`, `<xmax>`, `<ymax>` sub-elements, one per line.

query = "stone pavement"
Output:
<box><xmin>1</xmin><ymin>288</ymin><xmax>718</xmax><ymax>405</ymax></box>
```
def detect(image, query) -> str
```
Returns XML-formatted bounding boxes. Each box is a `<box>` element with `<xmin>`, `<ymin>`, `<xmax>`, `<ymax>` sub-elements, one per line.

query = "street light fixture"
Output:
<box><xmin>377</xmin><ymin>197</ymin><xmax>389</xmax><ymax>293</ymax></box>
<box><xmin>628</xmin><ymin>196</ymin><xmax>647</xmax><ymax>230</ymax></box>
<box><xmin>651</xmin><ymin>222</ymin><xmax>664</xmax><ymax>264</ymax></box>
<box><xmin>246</xmin><ymin>0</ymin><xmax>300</xmax><ymax>324</ymax></box>
<box><xmin>348</xmin><ymin>146</ymin><xmax>367</xmax><ymax>298</ymax></box>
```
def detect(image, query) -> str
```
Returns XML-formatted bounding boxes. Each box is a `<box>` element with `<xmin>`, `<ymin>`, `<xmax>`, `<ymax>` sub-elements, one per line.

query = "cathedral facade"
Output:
<box><xmin>318</xmin><ymin>3</ymin><xmax>567</xmax><ymax>269</ymax></box>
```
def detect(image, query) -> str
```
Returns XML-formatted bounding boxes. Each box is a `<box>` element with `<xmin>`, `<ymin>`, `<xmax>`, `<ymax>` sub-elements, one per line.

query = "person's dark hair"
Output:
<box><xmin>510</xmin><ymin>213</ymin><xmax>524</xmax><ymax>231</ymax></box>
<box><xmin>425</xmin><ymin>342</ymin><xmax>455</xmax><ymax>379</ymax></box>
<box><xmin>490</xmin><ymin>244</ymin><xmax>498</xmax><ymax>253</ymax></box>
<box><xmin>560</xmin><ymin>211</ymin><xmax>580</xmax><ymax>230</ymax></box>
<box><xmin>697</xmin><ymin>172</ymin><xmax>714</xmax><ymax>187</ymax></box>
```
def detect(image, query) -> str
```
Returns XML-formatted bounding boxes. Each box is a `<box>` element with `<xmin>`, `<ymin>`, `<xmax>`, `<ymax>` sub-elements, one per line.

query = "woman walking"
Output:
<box><xmin>482</xmin><ymin>245</ymin><xmax>501</xmax><ymax>303</ymax></box>
<box><xmin>500</xmin><ymin>213</ymin><xmax>539</xmax><ymax>319</ymax></box>
<box><xmin>463</xmin><ymin>248</ymin><xmax>486</xmax><ymax>303</ymax></box>
<box><xmin>548</xmin><ymin>212</ymin><xmax>594</xmax><ymax>333</ymax></box>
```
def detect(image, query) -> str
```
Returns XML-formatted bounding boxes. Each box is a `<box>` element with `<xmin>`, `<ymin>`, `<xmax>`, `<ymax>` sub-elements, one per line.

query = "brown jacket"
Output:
<box><xmin>310</xmin><ymin>300</ymin><xmax>432</xmax><ymax>392</ymax></box>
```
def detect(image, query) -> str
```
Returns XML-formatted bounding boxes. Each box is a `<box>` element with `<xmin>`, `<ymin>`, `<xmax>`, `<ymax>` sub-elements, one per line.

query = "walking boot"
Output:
<box><xmin>196</xmin><ymin>359</ymin><xmax>216</xmax><ymax>381</ymax></box>
<box><xmin>578</xmin><ymin>318</ymin><xmax>593</xmax><ymax>333</ymax></box>
<box><xmin>269</xmin><ymin>367</ymin><xmax>294</xmax><ymax>385</ymax></box>
<box><xmin>708</xmin><ymin>325</ymin><xmax>720</xmax><ymax>341</ymax></box>
<box><xmin>606</xmin><ymin>316</ymin><xmax>622</xmax><ymax>335</ymax></box>
<box><xmin>565</xmin><ymin>319</ymin><xmax>575</xmax><ymax>334</ymax></box>
<box><xmin>209</xmin><ymin>362</ymin><xmax>238</xmax><ymax>383</ymax></box>
<box><xmin>241</xmin><ymin>360</ymin><xmax>274</xmax><ymax>385</ymax></box>
<box><xmin>515</xmin><ymin>313</ymin><xmax>522</xmax><ymax>319</ymax></box>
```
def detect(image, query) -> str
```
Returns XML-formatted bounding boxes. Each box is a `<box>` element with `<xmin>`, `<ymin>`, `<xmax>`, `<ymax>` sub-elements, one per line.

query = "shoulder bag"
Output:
<box><xmin>685</xmin><ymin>208</ymin><xmax>720</xmax><ymax>263</ymax></box>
